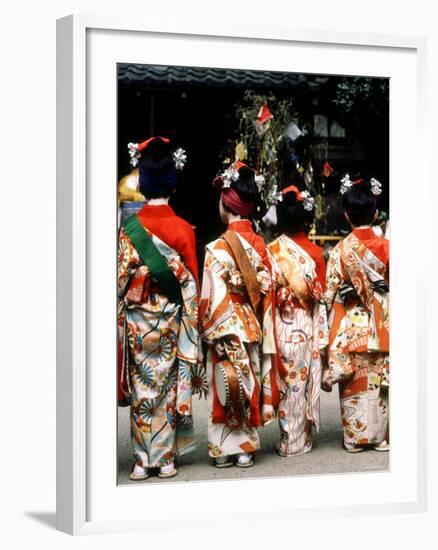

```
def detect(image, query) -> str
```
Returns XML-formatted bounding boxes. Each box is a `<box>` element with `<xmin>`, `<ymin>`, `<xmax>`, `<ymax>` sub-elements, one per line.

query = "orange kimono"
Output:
<box><xmin>199</xmin><ymin>220</ymin><xmax>277</xmax><ymax>458</ymax></box>
<box><xmin>324</xmin><ymin>227</ymin><xmax>389</xmax><ymax>450</ymax></box>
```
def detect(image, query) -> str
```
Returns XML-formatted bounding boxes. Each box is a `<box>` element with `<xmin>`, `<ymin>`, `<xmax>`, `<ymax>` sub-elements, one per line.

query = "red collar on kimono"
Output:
<box><xmin>284</xmin><ymin>231</ymin><xmax>324</xmax><ymax>262</ymax></box>
<box><xmin>286</xmin><ymin>230</ymin><xmax>310</xmax><ymax>244</ymax></box>
<box><xmin>351</xmin><ymin>227</ymin><xmax>389</xmax><ymax>265</ymax></box>
<box><xmin>137</xmin><ymin>203</ymin><xmax>176</xmax><ymax>219</ymax></box>
<box><xmin>228</xmin><ymin>219</ymin><xmax>254</xmax><ymax>233</ymax></box>
<box><xmin>352</xmin><ymin>226</ymin><xmax>377</xmax><ymax>240</ymax></box>
<box><xmin>228</xmin><ymin>220</ymin><xmax>270</xmax><ymax>266</ymax></box>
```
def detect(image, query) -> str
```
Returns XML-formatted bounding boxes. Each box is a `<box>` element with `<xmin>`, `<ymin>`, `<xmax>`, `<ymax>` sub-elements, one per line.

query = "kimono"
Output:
<box><xmin>268</xmin><ymin>232</ymin><xmax>328</xmax><ymax>456</ymax></box>
<box><xmin>117</xmin><ymin>204</ymin><xmax>206</xmax><ymax>468</ymax></box>
<box><xmin>324</xmin><ymin>226</ymin><xmax>390</xmax><ymax>449</ymax></box>
<box><xmin>199</xmin><ymin>220</ymin><xmax>277</xmax><ymax>459</ymax></box>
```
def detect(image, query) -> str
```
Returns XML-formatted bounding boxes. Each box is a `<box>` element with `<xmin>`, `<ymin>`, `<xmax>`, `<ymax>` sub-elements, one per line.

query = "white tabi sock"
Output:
<box><xmin>160</xmin><ymin>462</ymin><xmax>175</xmax><ymax>474</ymax></box>
<box><xmin>236</xmin><ymin>452</ymin><xmax>252</xmax><ymax>465</ymax></box>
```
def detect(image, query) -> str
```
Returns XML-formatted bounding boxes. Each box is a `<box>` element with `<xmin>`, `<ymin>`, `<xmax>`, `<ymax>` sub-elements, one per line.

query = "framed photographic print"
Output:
<box><xmin>56</xmin><ymin>15</ymin><xmax>427</xmax><ymax>535</ymax></box>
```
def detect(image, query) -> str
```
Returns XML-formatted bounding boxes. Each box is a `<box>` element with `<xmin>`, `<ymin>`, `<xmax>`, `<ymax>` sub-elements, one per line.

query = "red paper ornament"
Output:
<box><xmin>323</xmin><ymin>162</ymin><xmax>334</xmax><ymax>177</ymax></box>
<box><xmin>257</xmin><ymin>103</ymin><xmax>273</xmax><ymax>126</ymax></box>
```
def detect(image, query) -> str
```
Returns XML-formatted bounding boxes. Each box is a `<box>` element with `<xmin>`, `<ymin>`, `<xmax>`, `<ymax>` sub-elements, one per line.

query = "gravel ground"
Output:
<box><xmin>117</xmin><ymin>387</ymin><xmax>389</xmax><ymax>485</ymax></box>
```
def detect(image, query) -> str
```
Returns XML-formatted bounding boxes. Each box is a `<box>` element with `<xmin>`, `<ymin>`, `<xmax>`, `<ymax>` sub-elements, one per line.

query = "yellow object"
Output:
<box><xmin>118</xmin><ymin>168</ymin><xmax>145</xmax><ymax>205</ymax></box>
<box><xmin>235</xmin><ymin>141</ymin><xmax>247</xmax><ymax>161</ymax></box>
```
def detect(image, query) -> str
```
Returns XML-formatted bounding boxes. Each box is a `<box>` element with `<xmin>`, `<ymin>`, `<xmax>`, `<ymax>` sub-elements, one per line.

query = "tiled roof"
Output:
<box><xmin>118</xmin><ymin>63</ymin><xmax>328</xmax><ymax>91</ymax></box>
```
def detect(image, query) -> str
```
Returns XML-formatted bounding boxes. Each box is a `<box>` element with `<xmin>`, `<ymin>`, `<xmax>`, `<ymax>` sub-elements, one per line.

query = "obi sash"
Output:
<box><xmin>222</xmin><ymin>230</ymin><xmax>261</xmax><ymax>314</ymax></box>
<box><xmin>122</xmin><ymin>214</ymin><xmax>183</xmax><ymax>305</ymax></box>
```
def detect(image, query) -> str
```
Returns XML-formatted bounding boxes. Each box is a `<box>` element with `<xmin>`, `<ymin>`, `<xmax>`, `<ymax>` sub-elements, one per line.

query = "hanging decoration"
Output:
<box><xmin>284</xmin><ymin>122</ymin><xmax>303</xmax><ymax>142</ymax></box>
<box><xmin>255</xmin><ymin>103</ymin><xmax>273</xmax><ymax>136</ymax></box>
<box><xmin>214</xmin><ymin>90</ymin><xmax>327</xmax><ymax>238</ymax></box>
<box><xmin>322</xmin><ymin>161</ymin><xmax>334</xmax><ymax>178</ymax></box>
<box><xmin>230</xmin><ymin>92</ymin><xmax>314</xmax><ymax>216</ymax></box>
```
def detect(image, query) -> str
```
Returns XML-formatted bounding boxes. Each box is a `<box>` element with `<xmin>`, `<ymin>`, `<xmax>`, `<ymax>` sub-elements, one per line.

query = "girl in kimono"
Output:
<box><xmin>267</xmin><ymin>185</ymin><xmax>328</xmax><ymax>456</ymax></box>
<box><xmin>199</xmin><ymin>161</ymin><xmax>277</xmax><ymax>468</ymax></box>
<box><xmin>118</xmin><ymin>137</ymin><xmax>206</xmax><ymax>480</ymax></box>
<box><xmin>323</xmin><ymin>175</ymin><xmax>390</xmax><ymax>453</ymax></box>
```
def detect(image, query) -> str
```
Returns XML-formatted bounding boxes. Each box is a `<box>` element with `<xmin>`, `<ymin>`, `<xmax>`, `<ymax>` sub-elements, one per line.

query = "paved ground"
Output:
<box><xmin>117</xmin><ymin>388</ymin><xmax>389</xmax><ymax>485</ymax></box>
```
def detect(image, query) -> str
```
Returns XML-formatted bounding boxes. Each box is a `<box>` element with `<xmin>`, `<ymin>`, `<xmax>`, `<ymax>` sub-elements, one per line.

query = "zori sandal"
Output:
<box><xmin>235</xmin><ymin>452</ymin><xmax>254</xmax><ymax>468</ymax></box>
<box><xmin>158</xmin><ymin>463</ymin><xmax>178</xmax><ymax>479</ymax></box>
<box><xmin>374</xmin><ymin>440</ymin><xmax>390</xmax><ymax>452</ymax></box>
<box><xmin>214</xmin><ymin>456</ymin><xmax>234</xmax><ymax>468</ymax></box>
<box><xmin>343</xmin><ymin>444</ymin><xmax>364</xmax><ymax>454</ymax></box>
<box><xmin>129</xmin><ymin>464</ymin><xmax>150</xmax><ymax>481</ymax></box>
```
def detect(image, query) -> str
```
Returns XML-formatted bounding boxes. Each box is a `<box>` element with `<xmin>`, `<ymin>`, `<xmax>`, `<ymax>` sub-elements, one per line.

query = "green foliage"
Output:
<box><xmin>233</xmin><ymin>91</ymin><xmax>301</xmax><ymax>206</ymax></box>
<box><xmin>334</xmin><ymin>77</ymin><xmax>389</xmax><ymax>118</ymax></box>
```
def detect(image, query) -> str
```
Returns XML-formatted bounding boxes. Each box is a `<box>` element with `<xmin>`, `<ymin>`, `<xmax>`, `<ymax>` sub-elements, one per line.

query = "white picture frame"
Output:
<box><xmin>56</xmin><ymin>14</ymin><xmax>428</xmax><ymax>535</ymax></box>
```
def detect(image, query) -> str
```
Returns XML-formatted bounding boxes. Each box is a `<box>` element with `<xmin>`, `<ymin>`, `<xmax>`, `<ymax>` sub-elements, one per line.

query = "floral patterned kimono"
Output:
<box><xmin>324</xmin><ymin>227</ymin><xmax>390</xmax><ymax>450</ymax></box>
<box><xmin>268</xmin><ymin>232</ymin><xmax>328</xmax><ymax>456</ymax></box>
<box><xmin>199</xmin><ymin>220</ymin><xmax>277</xmax><ymax>459</ymax></box>
<box><xmin>118</xmin><ymin>204</ymin><xmax>206</xmax><ymax>469</ymax></box>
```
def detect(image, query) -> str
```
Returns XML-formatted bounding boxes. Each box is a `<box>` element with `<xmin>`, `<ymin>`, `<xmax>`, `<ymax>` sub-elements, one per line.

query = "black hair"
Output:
<box><xmin>141</xmin><ymin>189</ymin><xmax>172</xmax><ymax>200</ymax></box>
<box><xmin>276</xmin><ymin>187</ymin><xmax>313</xmax><ymax>234</ymax></box>
<box><xmin>138</xmin><ymin>138</ymin><xmax>175</xmax><ymax>199</ymax></box>
<box><xmin>222</xmin><ymin>166</ymin><xmax>259</xmax><ymax>216</ymax></box>
<box><xmin>342</xmin><ymin>178</ymin><xmax>378</xmax><ymax>226</ymax></box>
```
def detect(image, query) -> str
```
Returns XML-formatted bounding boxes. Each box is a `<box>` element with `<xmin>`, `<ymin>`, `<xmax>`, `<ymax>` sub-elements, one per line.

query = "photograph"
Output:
<box><xmin>1</xmin><ymin>0</ymin><xmax>433</xmax><ymax>543</ymax></box>
<box><xmin>116</xmin><ymin>62</ymin><xmax>390</xmax><ymax>485</ymax></box>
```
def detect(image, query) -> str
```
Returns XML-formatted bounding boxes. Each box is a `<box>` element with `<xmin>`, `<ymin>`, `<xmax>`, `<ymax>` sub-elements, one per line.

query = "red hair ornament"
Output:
<box><xmin>340</xmin><ymin>174</ymin><xmax>382</xmax><ymax>195</ymax></box>
<box><xmin>262</xmin><ymin>183</ymin><xmax>315</xmax><ymax>227</ymax></box>
<box><xmin>127</xmin><ymin>136</ymin><xmax>187</xmax><ymax>170</ymax></box>
<box><xmin>282</xmin><ymin>185</ymin><xmax>315</xmax><ymax>211</ymax></box>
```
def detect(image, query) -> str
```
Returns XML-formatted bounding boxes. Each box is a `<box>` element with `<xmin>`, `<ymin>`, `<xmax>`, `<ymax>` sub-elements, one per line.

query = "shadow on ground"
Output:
<box><xmin>118</xmin><ymin>388</ymin><xmax>389</xmax><ymax>485</ymax></box>
<box><xmin>25</xmin><ymin>512</ymin><xmax>57</xmax><ymax>530</ymax></box>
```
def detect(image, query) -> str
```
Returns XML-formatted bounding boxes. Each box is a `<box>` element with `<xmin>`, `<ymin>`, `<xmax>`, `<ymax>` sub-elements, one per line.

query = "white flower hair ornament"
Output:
<box><xmin>370</xmin><ymin>177</ymin><xmax>382</xmax><ymax>196</ymax></box>
<box><xmin>299</xmin><ymin>190</ymin><xmax>315</xmax><ymax>211</ymax></box>
<box><xmin>263</xmin><ymin>184</ymin><xmax>314</xmax><ymax>227</ymax></box>
<box><xmin>173</xmin><ymin>148</ymin><xmax>187</xmax><ymax>170</ymax></box>
<box><xmin>281</xmin><ymin>185</ymin><xmax>315</xmax><ymax>211</ymax></box>
<box><xmin>340</xmin><ymin>173</ymin><xmax>382</xmax><ymax>196</ymax></box>
<box><xmin>221</xmin><ymin>166</ymin><xmax>240</xmax><ymax>189</ymax></box>
<box><xmin>127</xmin><ymin>142</ymin><xmax>141</xmax><ymax>167</ymax></box>
<box><xmin>127</xmin><ymin>138</ymin><xmax>187</xmax><ymax>170</ymax></box>
<box><xmin>254</xmin><ymin>173</ymin><xmax>265</xmax><ymax>191</ymax></box>
<box><xmin>213</xmin><ymin>160</ymin><xmax>264</xmax><ymax>192</ymax></box>
<box><xmin>267</xmin><ymin>184</ymin><xmax>283</xmax><ymax>205</ymax></box>
<box><xmin>339</xmin><ymin>173</ymin><xmax>353</xmax><ymax>194</ymax></box>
